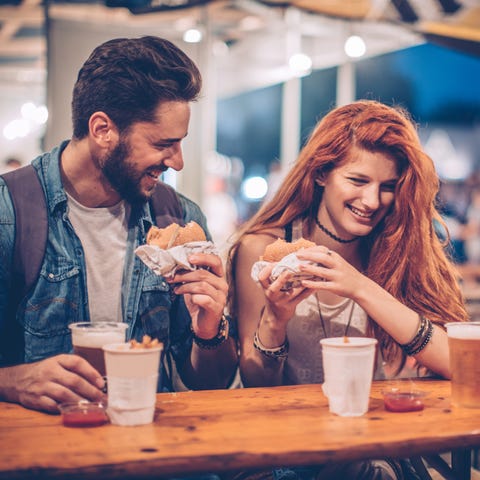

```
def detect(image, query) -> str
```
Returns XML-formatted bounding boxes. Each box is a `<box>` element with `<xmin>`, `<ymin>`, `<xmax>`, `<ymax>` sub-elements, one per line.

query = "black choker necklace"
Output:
<box><xmin>315</xmin><ymin>218</ymin><xmax>359</xmax><ymax>244</ymax></box>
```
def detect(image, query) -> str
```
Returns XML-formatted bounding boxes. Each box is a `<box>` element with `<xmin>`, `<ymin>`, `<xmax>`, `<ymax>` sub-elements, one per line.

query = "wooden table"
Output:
<box><xmin>1</xmin><ymin>379</ymin><xmax>479</xmax><ymax>480</ymax></box>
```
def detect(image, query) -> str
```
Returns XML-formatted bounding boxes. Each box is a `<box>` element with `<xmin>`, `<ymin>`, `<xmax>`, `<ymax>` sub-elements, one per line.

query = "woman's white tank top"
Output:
<box><xmin>283</xmin><ymin>219</ymin><xmax>385</xmax><ymax>384</ymax></box>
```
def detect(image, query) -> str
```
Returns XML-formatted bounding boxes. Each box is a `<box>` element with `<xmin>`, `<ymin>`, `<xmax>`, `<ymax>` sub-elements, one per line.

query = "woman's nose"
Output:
<box><xmin>361</xmin><ymin>185</ymin><xmax>381</xmax><ymax>210</ymax></box>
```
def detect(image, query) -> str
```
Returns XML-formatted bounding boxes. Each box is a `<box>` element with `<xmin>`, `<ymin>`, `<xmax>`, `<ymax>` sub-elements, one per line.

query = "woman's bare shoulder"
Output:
<box><xmin>238</xmin><ymin>228</ymin><xmax>284</xmax><ymax>261</ymax></box>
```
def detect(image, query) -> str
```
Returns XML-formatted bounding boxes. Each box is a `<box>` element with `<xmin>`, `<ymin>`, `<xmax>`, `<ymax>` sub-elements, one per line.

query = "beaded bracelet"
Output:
<box><xmin>191</xmin><ymin>315</ymin><xmax>229</xmax><ymax>350</ymax></box>
<box><xmin>400</xmin><ymin>314</ymin><xmax>433</xmax><ymax>356</ymax></box>
<box><xmin>407</xmin><ymin>320</ymin><xmax>434</xmax><ymax>356</ymax></box>
<box><xmin>253</xmin><ymin>329</ymin><xmax>289</xmax><ymax>360</ymax></box>
<box><xmin>402</xmin><ymin>314</ymin><xmax>428</xmax><ymax>352</ymax></box>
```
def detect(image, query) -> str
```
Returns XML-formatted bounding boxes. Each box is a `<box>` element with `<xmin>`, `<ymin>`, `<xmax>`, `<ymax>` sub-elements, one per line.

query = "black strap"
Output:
<box><xmin>285</xmin><ymin>222</ymin><xmax>293</xmax><ymax>242</ymax></box>
<box><xmin>1</xmin><ymin>165</ymin><xmax>48</xmax><ymax>299</ymax></box>
<box><xmin>149</xmin><ymin>181</ymin><xmax>184</xmax><ymax>228</ymax></box>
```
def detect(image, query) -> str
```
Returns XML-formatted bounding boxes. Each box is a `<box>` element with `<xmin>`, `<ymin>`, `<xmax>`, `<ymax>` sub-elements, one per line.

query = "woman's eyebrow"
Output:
<box><xmin>345</xmin><ymin>171</ymin><xmax>399</xmax><ymax>183</ymax></box>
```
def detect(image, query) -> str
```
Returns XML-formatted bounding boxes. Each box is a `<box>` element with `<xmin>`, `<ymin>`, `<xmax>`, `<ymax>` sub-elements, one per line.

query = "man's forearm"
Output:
<box><xmin>178</xmin><ymin>338</ymin><xmax>238</xmax><ymax>390</ymax></box>
<box><xmin>0</xmin><ymin>364</ymin><xmax>22</xmax><ymax>403</ymax></box>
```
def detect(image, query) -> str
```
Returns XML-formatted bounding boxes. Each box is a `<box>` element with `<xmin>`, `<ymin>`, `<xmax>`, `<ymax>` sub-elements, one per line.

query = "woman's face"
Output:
<box><xmin>317</xmin><ymin>147</ymin><xmax>399</xmax><ymax>240</ymax></box>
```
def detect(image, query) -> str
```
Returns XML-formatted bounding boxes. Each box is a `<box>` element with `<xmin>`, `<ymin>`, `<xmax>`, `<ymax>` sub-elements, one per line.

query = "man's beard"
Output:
<box><xmin>102</xmin><ymin>139</ymin><xmax>150</xmax><ymax>205</ymax></box>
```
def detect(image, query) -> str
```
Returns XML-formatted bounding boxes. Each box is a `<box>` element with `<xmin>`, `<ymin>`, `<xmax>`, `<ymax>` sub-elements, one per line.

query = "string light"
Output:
<box><xmin>344</xmin><ymin>35</ymin><xmax>366</xmax><ymax>58</ymax></box>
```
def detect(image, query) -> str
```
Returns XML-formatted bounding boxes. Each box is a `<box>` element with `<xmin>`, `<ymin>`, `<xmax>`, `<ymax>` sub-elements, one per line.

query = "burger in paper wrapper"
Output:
<box><xmin>146</xmin><ymin>222</ymin><xmax>206</xmax><ymax>248</ymax></box>
<box><xmin>261</xmin><ymin>238</ymin><xmax>315</xmax><ymax>262</ymax></box>
<box><xmin>251</xmin><ymin>238</ymin><xmax>318</xmax><ymax>289</ymax></box>
<box><xmin>135</xmin><ymin>221</ymin><xmax>218</xmax><ymax>278</ymax></box>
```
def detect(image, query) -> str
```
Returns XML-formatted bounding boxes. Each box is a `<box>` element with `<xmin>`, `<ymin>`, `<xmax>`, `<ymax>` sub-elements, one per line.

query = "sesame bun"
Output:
<box><xmin>261</xmin><ymin>238</ymin><xmax>315</xmax><ymax>262</ymax></box>
<box><xmin>146</xmin><ymin>221</ymin><xmax>206</xmax><ymax>249</ymax></box>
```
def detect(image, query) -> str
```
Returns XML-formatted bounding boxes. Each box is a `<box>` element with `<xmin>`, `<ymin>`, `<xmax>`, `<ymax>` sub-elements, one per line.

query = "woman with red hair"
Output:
<box><xmin>226</xmin><ymin>100</ymin><xmax>467</xmax><ymax>479</ymax></box>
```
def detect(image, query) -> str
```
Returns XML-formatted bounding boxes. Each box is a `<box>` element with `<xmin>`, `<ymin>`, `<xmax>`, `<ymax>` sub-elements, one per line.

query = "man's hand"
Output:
<box><xmin>168</xmin><ymin>252</ymin><xmax>228</xmax><ymax>339</ymax></box>
<box><xmin>1</xmin><ymin>354</ymin><xmax>105</xmax><ymax>413</ymax></box>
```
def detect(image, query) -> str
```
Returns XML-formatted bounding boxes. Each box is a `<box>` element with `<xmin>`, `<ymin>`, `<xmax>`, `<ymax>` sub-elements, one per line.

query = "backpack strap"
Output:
<box><xmin>1</xmin><ymin>165</ymin><xmax>48</xmax><ymax>299</ymax></box>
<box><xmin>0</xmin><ymin>166</ymin><xmax>47</xmax><ymax>366</ymax></box>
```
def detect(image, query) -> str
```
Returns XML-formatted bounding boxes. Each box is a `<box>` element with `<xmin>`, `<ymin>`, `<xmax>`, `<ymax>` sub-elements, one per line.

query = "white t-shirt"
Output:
<box><xmin>67</xmin><ymin>193</ymin><xmax>129</xmax><ymax>322</ymax></box>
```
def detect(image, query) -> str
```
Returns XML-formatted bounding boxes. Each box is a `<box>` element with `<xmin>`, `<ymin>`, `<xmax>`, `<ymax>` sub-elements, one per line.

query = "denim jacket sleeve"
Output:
<box><xmin>177</xmin><ymin>192</ymin><xmax>212</xmax><ymax>241</ymax></box>
<box><xmin>167</xmin><ymin>193</ymin><xmax>211</xmax><ymax>367</ymax></box>
<box><xmin>168</xmin><ymin>193</ymin><xmax>237</xmax><ymax>372</ymax></box>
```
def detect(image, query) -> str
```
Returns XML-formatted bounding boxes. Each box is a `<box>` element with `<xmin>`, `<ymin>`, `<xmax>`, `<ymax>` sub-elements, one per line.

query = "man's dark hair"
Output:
<box><xmin>71</xmin><ymin>36</ymin><xmax>202</xmax><ymax>139</ymax></box>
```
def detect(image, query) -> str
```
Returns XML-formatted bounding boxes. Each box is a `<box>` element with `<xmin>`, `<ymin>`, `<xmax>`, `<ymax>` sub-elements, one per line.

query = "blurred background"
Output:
<box><xmin>1</xmin><ymin>0</ymin><xmax>479</xmax><ymax>298</ymax></box>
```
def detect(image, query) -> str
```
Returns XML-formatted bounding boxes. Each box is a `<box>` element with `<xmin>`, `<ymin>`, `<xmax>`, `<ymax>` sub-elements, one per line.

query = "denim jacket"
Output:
<box><xmin>0</xmin><ymin>141</ymin><xmax>213</xmax><ymax>389</ymax></box>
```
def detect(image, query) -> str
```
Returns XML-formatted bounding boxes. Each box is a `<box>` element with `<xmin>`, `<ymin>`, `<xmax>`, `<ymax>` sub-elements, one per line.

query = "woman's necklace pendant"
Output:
<box><xmin>315</xmin><ymin>293</ymin><xmax>355</xmax><ymax>338</ymax></box>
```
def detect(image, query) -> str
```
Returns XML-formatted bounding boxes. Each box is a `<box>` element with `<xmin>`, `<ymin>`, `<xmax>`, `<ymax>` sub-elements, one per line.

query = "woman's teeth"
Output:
<box><xmin>349</xmin><ymin>205</ymin><xmax>372</xmax><ymax>218</ymax></box>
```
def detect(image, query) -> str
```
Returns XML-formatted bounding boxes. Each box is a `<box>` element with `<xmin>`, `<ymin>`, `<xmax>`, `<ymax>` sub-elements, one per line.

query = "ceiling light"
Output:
<box><xmin>344</xmin><ymin>35</ymin><xmax>366</xmax><ymax>58</ymax></box>
<box><xmin>241</xmin><ymin>176</ymin><xmax>268</xmax><ymax>201</ymax></box>
<box><xmin>288</xmin><ymin>53</ymin><xmax>312</xmax><ymax>76</ymax></box>
<box><xmin>183</xmin><ymin>28</ymin><xmax>202</xmax><ymax>43</ymax></box>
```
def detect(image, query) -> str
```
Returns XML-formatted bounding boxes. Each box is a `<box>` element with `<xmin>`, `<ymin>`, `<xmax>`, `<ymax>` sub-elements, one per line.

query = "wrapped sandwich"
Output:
<box><xmin>251</xmin><ymin>237</ymin><xmax>318</xmax><ymax>289</ymax></box>
<box><xmin>135</xmin><ymin>221</ymin><xmax>217</xmax><ymax>277</ymax></box>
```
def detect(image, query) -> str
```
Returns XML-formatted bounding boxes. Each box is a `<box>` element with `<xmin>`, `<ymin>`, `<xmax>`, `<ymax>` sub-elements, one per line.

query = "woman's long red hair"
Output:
<box><xmin>227</xmin><ymin>100</ymin><xmax>467</xmax><ymax>370</ymax></box>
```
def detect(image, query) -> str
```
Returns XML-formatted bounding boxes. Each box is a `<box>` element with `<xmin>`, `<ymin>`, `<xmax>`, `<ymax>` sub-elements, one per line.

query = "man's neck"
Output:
<box><xmin>60</xmin><ymin>140</ymin><xmax>121</xmax><ymax>208</ymax></box>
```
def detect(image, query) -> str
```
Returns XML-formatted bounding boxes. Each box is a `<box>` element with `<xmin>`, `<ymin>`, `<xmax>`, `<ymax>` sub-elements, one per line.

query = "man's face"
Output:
<box><xmin>102</xmin><ymin>101</ymin><xmax>190</xmax><ymax>204</ymax></box>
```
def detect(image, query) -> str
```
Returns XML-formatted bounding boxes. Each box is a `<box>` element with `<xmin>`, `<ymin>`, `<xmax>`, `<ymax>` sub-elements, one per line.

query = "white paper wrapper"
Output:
<box><xmin>135</xmin><ymin>241</ymin><xmax>218</xmax><ymax>277</ymax></box>
<box><xmin>251</xmin><ymin>252</ymin><xmax>318</xmax><ymax>289</ymax></box>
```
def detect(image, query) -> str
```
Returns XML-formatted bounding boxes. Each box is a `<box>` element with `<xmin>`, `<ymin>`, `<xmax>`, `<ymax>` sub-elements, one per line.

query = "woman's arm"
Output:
<box><xmin>235</xmin><ymin>233</ymin><xmax>313</xmax><ymax>387</ymax></box>
<box><xmin>298</xmin><ymin>249</ymin><xmax>452</xmax><ymax>378</ymax></box>
<box><xmin>236</xmin><ymin>234</ymin><xmax>283</xmax><ymax>386</ymax></box>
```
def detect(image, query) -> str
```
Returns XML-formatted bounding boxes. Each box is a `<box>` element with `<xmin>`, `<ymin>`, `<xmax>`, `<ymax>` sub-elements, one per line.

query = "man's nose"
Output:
<box><xmin>164</xmin><ymin>144</ymin><xmax>184</xmax><ymax>171</ymax></box>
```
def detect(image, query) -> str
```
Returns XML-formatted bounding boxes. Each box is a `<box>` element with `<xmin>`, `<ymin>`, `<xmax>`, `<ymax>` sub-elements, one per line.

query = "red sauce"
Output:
<box><xmin>383</xmin><ymin>392</ymin><xmax>424</xmax><ymax>412</ymax></box>
<box><xmin>62</xmin><ymin>410</ymin><xmax>109</xmax><ymax>427</ymax></box>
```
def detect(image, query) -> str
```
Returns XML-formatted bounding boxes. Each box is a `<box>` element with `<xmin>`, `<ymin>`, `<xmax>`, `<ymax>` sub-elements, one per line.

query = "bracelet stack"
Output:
<box><xmin>253</xmin><ymin>329</ymin><xmax>289</xmax><ymax>360</ymax></box>
<box><xmin>191</xmin><ymin>315</ymin><xmax>229</xmax><ymax>350</ymax></box>
<box><xmin>400</xmin><ymin>314</ymin><xmax>434</xmax><ymax>356</ymax></box>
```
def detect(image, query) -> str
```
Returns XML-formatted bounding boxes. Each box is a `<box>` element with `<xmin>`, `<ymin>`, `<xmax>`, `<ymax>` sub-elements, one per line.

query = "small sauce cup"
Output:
<box><xmin>382</xmin><ymin>387</ymin><xmax>428</xmax><ymax>412</ymax></box>
<box><xmin>58</xmin><ymin>400</ymin><xmax>109</xmax><ymax>427</ymax></box>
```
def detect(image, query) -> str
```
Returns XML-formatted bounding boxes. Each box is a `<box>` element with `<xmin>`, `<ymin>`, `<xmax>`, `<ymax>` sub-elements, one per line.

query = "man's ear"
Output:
<box><xmin>89</xmin><ymin>112</ymin><xmax>118</xmax><ymax>147</ymax></box>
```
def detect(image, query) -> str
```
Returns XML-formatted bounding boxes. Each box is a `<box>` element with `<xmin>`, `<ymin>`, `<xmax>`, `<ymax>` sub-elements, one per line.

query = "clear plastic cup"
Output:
<box><xmin>103</xmin><ymin>342</ymin><xmax>163</xmax><ymax>426</ymax></box>
<box><xmin>320</xmin><ymin>337</ymin><xmax>377</xmax><ymax>417</ymax></box>
<box><xmin>69</xmin><ymin>322</ymin><xmax>128</xmax><ymax>376</ymax></box>
<box><xmin>446</xmin><ymin>321</ymin><xmax>480</xmax><ymax>408</ymax></box>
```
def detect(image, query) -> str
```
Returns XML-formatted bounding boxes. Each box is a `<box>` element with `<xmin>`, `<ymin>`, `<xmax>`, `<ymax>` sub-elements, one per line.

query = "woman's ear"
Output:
<box><xmin>89</xmin><ymin>112</ymin><xmax>118</xmax><ymax>147</ymax></box>
<box><xmin>315</xmin><ymin>174</ymin><xmax>326</xmax><ymax>187</ymax></box>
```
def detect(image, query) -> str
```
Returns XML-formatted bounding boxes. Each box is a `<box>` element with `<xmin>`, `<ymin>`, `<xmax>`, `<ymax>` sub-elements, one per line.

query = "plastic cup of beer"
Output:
<box><xmin>446</xmin><ymin>321</ymin><xmax>480</xmax><ymax>408</ymax></box>
<box><xmin>103</xmin><ymin>341</ymin><xmax>163</xmax><ymax>426</ymax></box>
<box><xmin>320</xmin><ymin>337</ymin><xmax>378</xmax><ymax>417</ymax></box>
<box><xmin>69</xmin><ymin>322</ymin><xmax>128</xmax><ymax>376</ymax></box>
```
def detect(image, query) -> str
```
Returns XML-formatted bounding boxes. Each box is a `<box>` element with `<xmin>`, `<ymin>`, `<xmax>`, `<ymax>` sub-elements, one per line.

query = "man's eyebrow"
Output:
<box><xmin>155</xmin><ymin>132</ymin><xmax>188</xmax><ymax>144</ymax></box>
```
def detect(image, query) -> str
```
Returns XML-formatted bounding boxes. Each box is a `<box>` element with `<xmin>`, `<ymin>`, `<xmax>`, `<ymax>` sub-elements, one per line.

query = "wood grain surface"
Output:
<box><xmin>1</xmin><ymin>379</ymin><xmax>479</xmax><ymax>479</ymax></box>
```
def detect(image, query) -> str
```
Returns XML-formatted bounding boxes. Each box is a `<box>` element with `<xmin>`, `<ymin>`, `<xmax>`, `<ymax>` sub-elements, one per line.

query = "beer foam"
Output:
<box><xmin>72</xmin><ymin>330</ymin><xmax>126</xmax><ymax>348</ymax></box>
<box><xmin>446</xmin><ymin>322</ymin><xmax>480</xmax><ymax>339</ymax></box>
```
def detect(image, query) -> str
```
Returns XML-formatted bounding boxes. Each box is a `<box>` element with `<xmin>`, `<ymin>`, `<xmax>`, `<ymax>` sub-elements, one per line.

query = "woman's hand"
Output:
<box><xmin>257</xmin><ymin>262</ymin><xmax>313</xmax><ymax>330</ymax></box>
<box><xmin>297</xmin><ymin>247</ymin><xmax>366</xmax><ymax>300</ymax></box>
